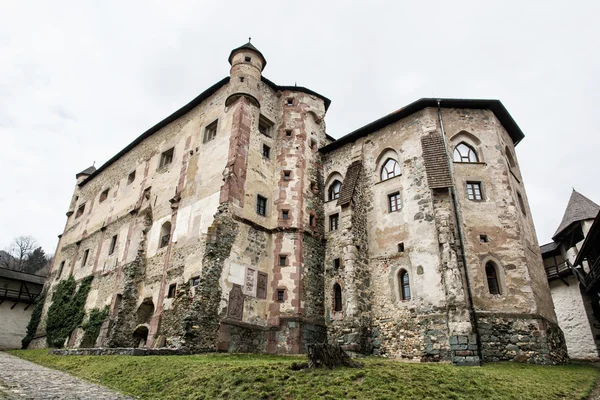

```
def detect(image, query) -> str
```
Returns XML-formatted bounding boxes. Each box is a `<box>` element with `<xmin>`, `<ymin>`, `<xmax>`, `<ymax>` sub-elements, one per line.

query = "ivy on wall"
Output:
<box><xmin>21</xmin><ymin>289</ymin><xmax>47</xmax><ymax>349</ymax></box>
<box><xmin>45</xmin><ymin>275</ymin><xmax>94</xmax><ymax>348</ymax></box>
<box><xmin>80</xmin><ymin>306</ymin><xmax>109</xmax><ymax>348</ymax></box>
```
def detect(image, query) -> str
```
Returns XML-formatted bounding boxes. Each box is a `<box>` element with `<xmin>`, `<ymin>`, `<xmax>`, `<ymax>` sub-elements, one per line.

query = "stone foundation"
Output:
<box><xmin>51</xmin><ymin>348</ymin><xmax>187</xmax><ymax>356</ymax></box>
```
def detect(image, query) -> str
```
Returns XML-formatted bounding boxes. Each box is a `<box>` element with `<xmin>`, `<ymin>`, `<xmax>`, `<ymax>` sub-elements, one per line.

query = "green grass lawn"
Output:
<box><xmin>10</xmin><ymin>349</ymin><xmax>599</xmax><ymax>400</ymax></box>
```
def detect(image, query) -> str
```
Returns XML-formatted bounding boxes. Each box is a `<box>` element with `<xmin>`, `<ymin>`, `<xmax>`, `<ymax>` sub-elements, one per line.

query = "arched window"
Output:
<box><xmin>453</xmin><ymin>142</ymin><xmax>479</xmax><ymax>163</ymax></box>
<box><xmin>399</xmin><ymin>270</ymin><xmax>411</xmax><ymax>300</ymax></box>
<box><xmin>485</xmin><ymin>262</ymin><xmax>500</xmax><ymax>295</ymax></box>
<box><xmin>159</xmin><ymin>221</ymin><xmax>171</xmax><ymax>248</ymax></box>
<box><xmin>329</xmin><ymin>180</ymin><xmax>342</xmax><ymax>201</ymax></box>
<box><xmin>505</xmin><ymin>146</ymin><xmax>516</xmax><ymax>168</ymax></box>
<box><xmin>380</xmin><ymin>158</ymin><xmax>401</xmax><ymax>181</ymax></box>
<box><xmin>333</xmin><ymin>283</ymin><xmax>342</xmax><ymax>312</ymax></box>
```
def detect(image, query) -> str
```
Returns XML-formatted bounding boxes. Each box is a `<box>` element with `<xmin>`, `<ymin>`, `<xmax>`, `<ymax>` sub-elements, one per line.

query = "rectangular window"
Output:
<box><xmin>190</xmin><ymin>276</ymin><xmax>200</xmax><ymax>287</ymax></box>
<box><xmin>286</xmin><ymin>98</ymin><xmax>293</xmax><ymax>106</ymax></box>
<box><xmin>159</xmin><ymin>148</ymin><xmax>174</xmax><ymax>168</ymax></box>
<box><xmin>262</xmin><ymin>144</ymin><xmax>271</xmax><ymax>159</ymax></box>
<box><xmin>203</xmin><ymin>120</ymin><xmax>218</xmax><ymax>143</ymax></box>
<box><xmin>256</xmin><ymin>195</ymin><xmax>267</xmax><ymax>216</ymax></box>
<box><xmin>285</xmin><ymin>129</ymin><xmax>292</xmax><ymax>137</ymax></box>
<box><xmin>277</xmin><ymin>289</ymin><xmax>285</xmax><ymax>302</ymax></box>
<box><xmin>127</xmin><ymin>170</ymin><xmax>136</xmax><ymax>185</ymax></box>
<box><xmin>517</xmin><ymin>192</ymin><xmax>526</xmax><ymax>215</ymax></box>
<box><xmin>467</xmin><ymin>182</ymin><xmax>483</xmax><ymax>201</ymax></box>
<box><xmin>108</xmin><ymin>235</ymin><xmax>117</xmax><ymax>255</ymax></box>
<box><xmin>75</xmin><ymin>204</ymin><xmax>85</xmax><ymax>219</ymax></box>
<box><xmin>160</xmin><ymin>233</ymin><xmax>170</xmax><ymax>249</ymax></box>
<box><xmin>282</xmin><ymin>210</ymin><xmax>289</xmax><ymax>220</ymax></box>
<box><xmin>259</xmin><ymin>115</ymin><xmax>273</xmax><ymax>137</ymax></box>
<box><xmin>309</xmin><ymin>214</ymin><xmax>315</xmax><ymax>227</ymax></box>
<box><xmin>388</xmin><ymin>192</ymin><xmax>401</xmax><ymax>212</ymax></box>
<box><xmin>257</xmin><ymin>272</ymin><xmax>268</xmax><ymax>299</ymax></box>
<box><xmin>398</xmin><ymin>242</ymin><xmax>405</xmax><ymax>253</ymax></box>
<box><xmin>310</xmin><ymin>139</ymin><xmax>317</xmax><ymax>151</ymax></box>
<box><xmin>56</xmin><ymin>261</ymin><xmax>65</xmax><ymax>280</ymax></box>
<box><xmin>245</xmin><ymin>56</ymin><xmax>251</xmax><ymax>62</ymax></box>
<box><xmin>279</xmin><ymin>255</ymin><xmax>287</xmax><ymax>266</ymax></box>
<box><xmin>333</xmin><ymin>258</ymin><xmax>340</xmax><ymax>269</ymax></box>
<box><xmin>167</xmin><ymin>283</ymin><xmax>177</xmax><ymax>298</ymax></box>
<box><xmin>99</xmin><ymin>188</ymin><xmax>109</xmax><ymax>203</ymax></box>
<box><xmin>329</xmin><ymin>213</ymin><xmax>339</xmax><ymax>231</ymax></box>
<box><xmin>283</xmin><ymin>171</ymin><xmax>291</xmax><ymax>181</ymax></box>
<box><xmin>81</xmin><ymin>249</ymin><xmax>90</xmax><ymax>267</ymax></box>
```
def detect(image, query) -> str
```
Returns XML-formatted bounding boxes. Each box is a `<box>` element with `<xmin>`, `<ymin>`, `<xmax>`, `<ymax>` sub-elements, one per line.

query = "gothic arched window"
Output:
<box><xmin>485</xmin><ymin>262</ymin><xmax>500</xmax><ymax>295</ymax></box>
<box><xmin>159</xmin><ymin>221</ymin><xmax>171</xmax><ymax>248</ymax></box>
<box><xmin>333</xmin><ymin>283</ymin><xmax>342</xmax><ymax>312</ymax></box>
<box><xmin>399</xmin><ymin>270</ymin><xmax>411</xmax><ymax>300</ymax></box>
<box><xmin>453</xmin><ymin>142</ymin><xmax>479</xmax><ymax>163</ymax></box>
<box><xmin>329</xmin><ymin>180</ymin><xmax>342</xmax><ymax>201</ymax></box>
<box><xmin>381</xmin><ymin>158</ymin><xmax>401</xmax><ymax>181</ymax></box>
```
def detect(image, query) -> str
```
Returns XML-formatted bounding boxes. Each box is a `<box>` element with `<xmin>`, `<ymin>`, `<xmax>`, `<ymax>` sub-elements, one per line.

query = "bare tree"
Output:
<box><xmin>2</xmin><ymin>236</ymin><xmax>38</xmax><ymax>271</ymax></box>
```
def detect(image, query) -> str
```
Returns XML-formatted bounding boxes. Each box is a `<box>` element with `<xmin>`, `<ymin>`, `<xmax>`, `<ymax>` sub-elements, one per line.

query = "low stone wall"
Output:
<box><xmin>51</xmin><ymin>348</ymin><xmax>188</xmax><ymax>356</ymax></box>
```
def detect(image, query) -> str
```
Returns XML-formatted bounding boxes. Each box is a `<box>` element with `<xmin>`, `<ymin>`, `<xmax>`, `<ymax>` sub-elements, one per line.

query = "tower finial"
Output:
<box><xmin>248</xmin><ymin>36</ymin><xmax>251</xmax><ymax>43</ymax></box>
<box><xmin>93</xmin><ymin>161</ymin><xmax>95</xmax><ymax>167</ymax></box>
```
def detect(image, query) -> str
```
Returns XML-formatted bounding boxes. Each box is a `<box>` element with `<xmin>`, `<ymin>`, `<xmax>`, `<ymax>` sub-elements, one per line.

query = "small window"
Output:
<box><xmin>81</xmin><ymin>249</ymin><xmax>90</xmax><ymax>267</ymax></box>
<box><xmin>282</xmin><ymin>210</ymin><xmax>290</xmax><ymax>220</ymax></box>
<box><xmin>283</xmin><ymin>171</ymin><xmax>291</xmax><ymax>181</ymax></box>
<box><xmin>239</xmin><ymin>77</ymin><xmax>245</xmax><ymax>82</ymax></box>
<box><xmin>127</xmin><ymin>171</ymin><xmax>136</xmax><ymax>185</ymax></box>
<box><xmin>167</xmin><ymin>283</ymin><xmax>177</xmax><ymax>298</ymax></box>
<box><xmin>245</xmin><ymin>56</ymin><xmax>251</xmax><ymax>62</ymax></box>
<box><xmin>159</xmin><ymin>148</ymin><xmax>174</xmax><ymax>168</ymax></box>
<box><xmin>203</xmin><ymin>120</ymin><xmax>218</xmax><ymax>143</ymax></box>
<box><xmin>505</xmin><ymin>146</ymin><xmax>516</xmax><ymax>168</ymax></box>
<box><xmin>333</xmin><ymin>283</ymin><xmax>342</xmax><ymax>312</ymax></box>
<box><xmin>466</xmin><ymin>182</ymin><xmax>483</xmax><ymax>201</ymax></box>
<box><xmin>333</xmin><ymin>258</ymin><xmax>341</xmax><ymax>270</ymax></box>
<box><xmin>381</xmin><ymin>159</ymin><xmax>401</xmax><ymax>181</ymax></box>
<box><xmin>400</xmin><ymin>270</ymin><xmax>411</xmax><ymax>300</ymax></box>
<box><xmin>256</xmin><ymin>195</ymin><xmax>267</xmax><ymax>216</ymax></box>
<box><xmin>388</xmin><ymin>192</ymin><xmax>401</xmax><ymax>212</ymax></box>
<box><xmin>517</xmin><ymin>192</ymin><xmax>526</xmax><ymax>215</ymax></box>
<box><xmin>285</xmin><ymin>129</ymin><xmax>292</xmax><ymax>137</ymax></box>
<box><xmin>309</xmin><ymin>214</ymin><xmax>315</xmax><ymax>227</ymax></box>
<box><xmin>277</xmin><ymin>289</ymin><xmax>285</xmax><ymax>302</ymax></box>
<box><xmin>310</xmin><ymin>182</ymin><xmax>317</xmax><ymax>192</ymax></box>
<box><xmin>279</xmin><ymin>255</ymin><xmax>287</xmax><ymax>266</ymax></box>
<box><xmin>108</xmin><ymin>235</ymin><xmax>118</xmax><ymax>255</ymax></box>
<box><xmin>262</xmin><ymin>144</ymin><xmax>271</xmax><ymax>159</ymax></box>
<box><xmin>286</xmin><ymin>98</ymin><xmax>293</xmax><ymax>106</ymax></box>
<box><xmin>160</xmin><ymin>221</ymin><xmax>171</xmax><ymax>248</ymax></box>
<box><xmin>190</xmin><ymin>276</ymin><xmax>200</xmax><ymax>287</ymax></box>
<box><xmin>99</xmin><ymin>188</ymin><xmax>109</xmax><ymax>203</ymax></box>
<box><xmin>259</xmin><ymin>115</ymin><xmax>273</xmax><ymax>137</ymax></box>
<box><xmin>485</xmin><ymin>262</ymin><xmax>500</xmax><ymax>295</ymax></box>
<box><xmin>310</xmin><ymin>139</ymin><xmax>317</xmax><ymax>151</ymax></box>
<box><xmin>329</xmin><ymin>213</ymin><xmax>339</xmax><ymax>231</ymax></box>
<box><xmin>75</xmin><ymin>204</ymin><xmax>85</xmax><ymax>218</ymax></box>
<box><xmin>328</xmin><ymin>180</ymin><xmax>342</xmax><ymax>200</ymax></box>
<box><xmin>479</xmin><ymin>235</ymin><xmax>489</xmax><ymax>243</ymax></box>
<box><xmin>56</xmin><ymin>261</ymin><xmax>65</xmax><ymax>280</ymax></box>
<box><xmin>398</xmin><ymin>243</ymin><xmax>405</xmax><ymax>253</ymax></box>
<box><xmin>453</xmin><ymin>142</ymin><xmax>479</xmax><ymax>163</ymax></box>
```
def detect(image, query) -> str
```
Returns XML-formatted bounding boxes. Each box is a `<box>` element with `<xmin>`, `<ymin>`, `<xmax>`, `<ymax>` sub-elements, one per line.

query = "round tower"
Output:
<box><xmin>226</xmin><ymin>40</ymin><xmax>266</xmax><ymax>107</ymax></box>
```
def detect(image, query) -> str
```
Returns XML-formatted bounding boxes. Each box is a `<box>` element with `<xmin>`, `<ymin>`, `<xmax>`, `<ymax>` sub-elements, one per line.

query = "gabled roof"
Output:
<box><xmin>552</xmin><ymin>190</ymin><xmax>600</xmax><ymax>240</ymax></box>
<box><xmin>321</xmin><ymin>98</ymin><xmax>524</xmax><ymax>153</ymax></box>
<box><xmin>76</xmin><ymin>165</ymin><xmax>96</xmax><ymax>178</ymax></box>
<box><xmin>540</xmin><ymin>241</ymin><xmax>560</xmax><ymax>255</ymax></box>
<box><xmin>228</xmin><ymin>41</ymin><xmax>267</xmax><ymax>70</ymax></box>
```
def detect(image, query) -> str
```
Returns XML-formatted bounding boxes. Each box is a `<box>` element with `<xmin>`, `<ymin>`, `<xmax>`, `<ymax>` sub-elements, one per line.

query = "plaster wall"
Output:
<box><xmin>0</xmin><ymin>302</ymin><xmax>32</xmax><ymax>349</ymax></box>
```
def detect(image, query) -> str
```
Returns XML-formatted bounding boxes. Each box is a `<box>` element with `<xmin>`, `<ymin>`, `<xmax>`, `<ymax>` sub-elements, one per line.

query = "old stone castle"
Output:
<box><xmin>31</xmin><ymin>42</ymin><xmax>568</xmax><ymax>365</ymax></box>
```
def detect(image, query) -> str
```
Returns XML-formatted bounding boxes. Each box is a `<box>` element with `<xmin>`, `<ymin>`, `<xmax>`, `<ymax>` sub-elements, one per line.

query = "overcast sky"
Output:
<box><xmin>1</xmin><ymin>1</ymin><xmax>598</xmax><ymax>254</ymax></box>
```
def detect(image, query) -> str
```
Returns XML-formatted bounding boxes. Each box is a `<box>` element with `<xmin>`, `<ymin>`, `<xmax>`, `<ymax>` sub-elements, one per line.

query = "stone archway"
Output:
<box><xmin>136</xmin><ymin>297</ymin><xmax>154</xmax><ymax>325</ymax></box>
<box><xmin>132</xmin><ymin>325</ymin><xmax>149</xmax><ymax>348</ymax></box>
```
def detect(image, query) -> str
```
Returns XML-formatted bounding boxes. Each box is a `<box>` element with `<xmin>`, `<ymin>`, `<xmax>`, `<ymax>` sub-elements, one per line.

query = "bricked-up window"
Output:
<box><xmin>283</xmin><ymin>171</ymin><xmax>291</xmax><ymax>181</ymax></box>
<box><xmin>167</xmin><ymin>283</ymin><xmax>177</xmax><ymax>298</ymax></box>
<box><xmin>328</xmin><ymin>180</ymin><xmax>342</xmax><ymax>201</ymax></box>
<box><xmin>190</xmin><ymin>276</ymin><xmax>200</xmax><ymax>287</ymax></box>
<box><xmin>517</xmin><ymin>192</ymin><xmax>526</xmax><ymax>215</ymax></box>
<box><xmin>75</xmin><ymin>203</ymin><xmax>85</xmax><ymax>219</ymax></box>
<box><xmin>333</xmin><ymin>258</ymin><xmax>340</xmax><ymax>270</ymax></box>
<box><xmin>399</xmin><ymin>270</ymin><xmax>411</xmax><ymax>300</ymax></box>
<box><xmin>388</xmin><ymin>192</ymin><xmax>401</xmax><ymax>212</ymax></box>
<box><xmin>381</xmin><ymin>158</ymin><xmax>401</xmax><ymax>181</ymax></box>
<box><xmin>257</xmin><ymin>272</ymin><xmax>268</xmax><ymax>299</ymax></box>
<box><xmin>203</xmin><ymin>120</ymin><xmax>218</xmax><ymax>143</ymax></box>
<box><xmin>466</xmin><ymin>182</ymin><xmax>483</xmax><ymax>201</ymax></box>
<box><xmin>486</xmin><ymin>262</ymin><xmax>501</xmax><ymax>295</ymax></box>
<box><xmin>159</xmin><ymin>147</ymin><xmax>174</xmax><ymax>168</ymax></box>
<box><xmin>159</xmin><ymin>221</ymin><xmax>171</xmax><ymax>248</ymax></box>
<box><xmin>333</xmin><ymin>283</ymin><xmax>342</xmax><ymax>312</ymax></box>
<box><xmin>259</xmin><ymin>115</ymin><xmax>273</xmax><ymax>137</ymax></box>
<box><xmin>108</xmin><ymin>235</ymin><xmax>117</xmax><ymax>255</ymax></box>
<box><xmin>99</xmin><ymin>188</ymin><xmax>109</xmax><ymax>203</ymax></box>
<box><xmin>453</xmin><ymin>142</ymin><xmax>479</xmax><ymax>163</ymax></box>
<box><xmin>279</xmin><ymin>255</ymin><xmax>287</xmax><ymax>266</ymax></box>
<box><xmin>56</xmin><ymin>261</ymin><xmax>65</xmax><ymax>280</ymax></box>
<box><xmin>256</xmin><ymin>195</ymin><xmax>267</xmax><ymax>216</ymax></box>
<box><xmin>81</xmin><ymin>249</ymin><xmax>90</xmax><ymax>267</ymax></box>
<box><xmin>127</xmin><ymin>170</ymin><xmax>136</xmax><ymax>185</ymax></box>
<box><xmin>329</xmin><ymin>213</ymin><xmax>339</xmax><ymax>231</ymax></box>
<box><xmin>262</xmin><ymin>144</ymin><xmax>271</xmax><ymax>159</ymax></box>
<box><xmin>277</xmin><ymin>289</ymin><xmax>285</xmax><ymax>302</ymax></box>
<box><xmin>282</xmin><ymin>210</ymin><xmax>289</xmax><ymax>220</ymax></box>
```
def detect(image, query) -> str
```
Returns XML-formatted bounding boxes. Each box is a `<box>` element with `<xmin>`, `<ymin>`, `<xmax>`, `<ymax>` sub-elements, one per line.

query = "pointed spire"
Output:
<box><xmin>552</xmin><ymin>190</ymin><xmax>600</xmax><ymax>239</ymax></box>
<box><xmin>228</xmin><ymin>40</ymin><xmax>267</xmax><ymax>70</ymax></box>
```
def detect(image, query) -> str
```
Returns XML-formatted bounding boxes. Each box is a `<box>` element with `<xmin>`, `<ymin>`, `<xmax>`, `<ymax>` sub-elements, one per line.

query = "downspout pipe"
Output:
<box><xmin>436</xmin><ymin>100</ymin><xmax>483</xmax><ymax>363</ymax></box>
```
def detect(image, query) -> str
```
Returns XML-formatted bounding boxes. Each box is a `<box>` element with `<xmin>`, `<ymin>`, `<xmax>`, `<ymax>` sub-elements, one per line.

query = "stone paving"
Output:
<box><xmin>0</xmin><ymin>352</ymin><xmax>132</xmax><ymax>399</ymax></box>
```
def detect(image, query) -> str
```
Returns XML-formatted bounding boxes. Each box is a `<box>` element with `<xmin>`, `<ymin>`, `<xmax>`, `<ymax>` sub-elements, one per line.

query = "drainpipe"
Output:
<box><xmin>436</xmin><ymin>100</ymin><xmax>483</xmax><ymax>363</ymax></box>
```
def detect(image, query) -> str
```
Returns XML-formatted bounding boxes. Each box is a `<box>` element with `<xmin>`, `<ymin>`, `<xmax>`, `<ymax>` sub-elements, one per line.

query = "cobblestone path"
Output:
<box><xmin>0</xmin><ymin>352</ymin><xmax>132</xmax><ymax>399</ymax></box>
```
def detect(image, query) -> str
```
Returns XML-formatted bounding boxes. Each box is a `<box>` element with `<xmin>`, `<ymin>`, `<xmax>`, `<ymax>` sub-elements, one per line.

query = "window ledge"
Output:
<box><xmin>375</xmin><ymin>174</ymin><xmax>402</xmax><ymax>185</ymax></box>
<box><xmin>453</xmin><ymin>162</ymin><xmax>487</xmax><ymax>166</ymax></box>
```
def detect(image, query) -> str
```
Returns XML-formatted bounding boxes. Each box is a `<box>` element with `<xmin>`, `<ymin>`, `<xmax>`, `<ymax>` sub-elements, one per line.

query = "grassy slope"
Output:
<box><xmin>11</xmin><ymin>350</ymin><xmax>599</xmax><ymax>400</ymax></box>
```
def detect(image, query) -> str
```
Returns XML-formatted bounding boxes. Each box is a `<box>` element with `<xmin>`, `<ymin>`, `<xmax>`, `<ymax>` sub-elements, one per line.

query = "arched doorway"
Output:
<box><xmin>132</xmin><ymin>325</ymin><xmax>149</xmax><ymax>348</ymax></box>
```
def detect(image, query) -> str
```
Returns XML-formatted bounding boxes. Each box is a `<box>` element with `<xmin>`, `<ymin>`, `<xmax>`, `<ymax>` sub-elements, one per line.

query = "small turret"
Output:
<box><xmin>226</xmin><ymin>40</ymin><xmax>266</xmax><ymax>108</ymax></box>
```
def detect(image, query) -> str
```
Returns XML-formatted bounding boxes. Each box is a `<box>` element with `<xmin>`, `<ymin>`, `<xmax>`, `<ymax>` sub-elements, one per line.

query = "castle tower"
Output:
<box><xmin>226</xmin><ymin>40</ymin><xmax>266</xmax><ymax>108</ymax></box>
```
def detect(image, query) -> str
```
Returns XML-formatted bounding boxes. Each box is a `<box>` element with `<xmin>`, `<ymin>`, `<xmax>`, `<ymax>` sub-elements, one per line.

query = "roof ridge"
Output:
<box><xmin>552</xmin><ymin>190</ymin><xmax>600</xmax><ymax>240</ymax></box>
